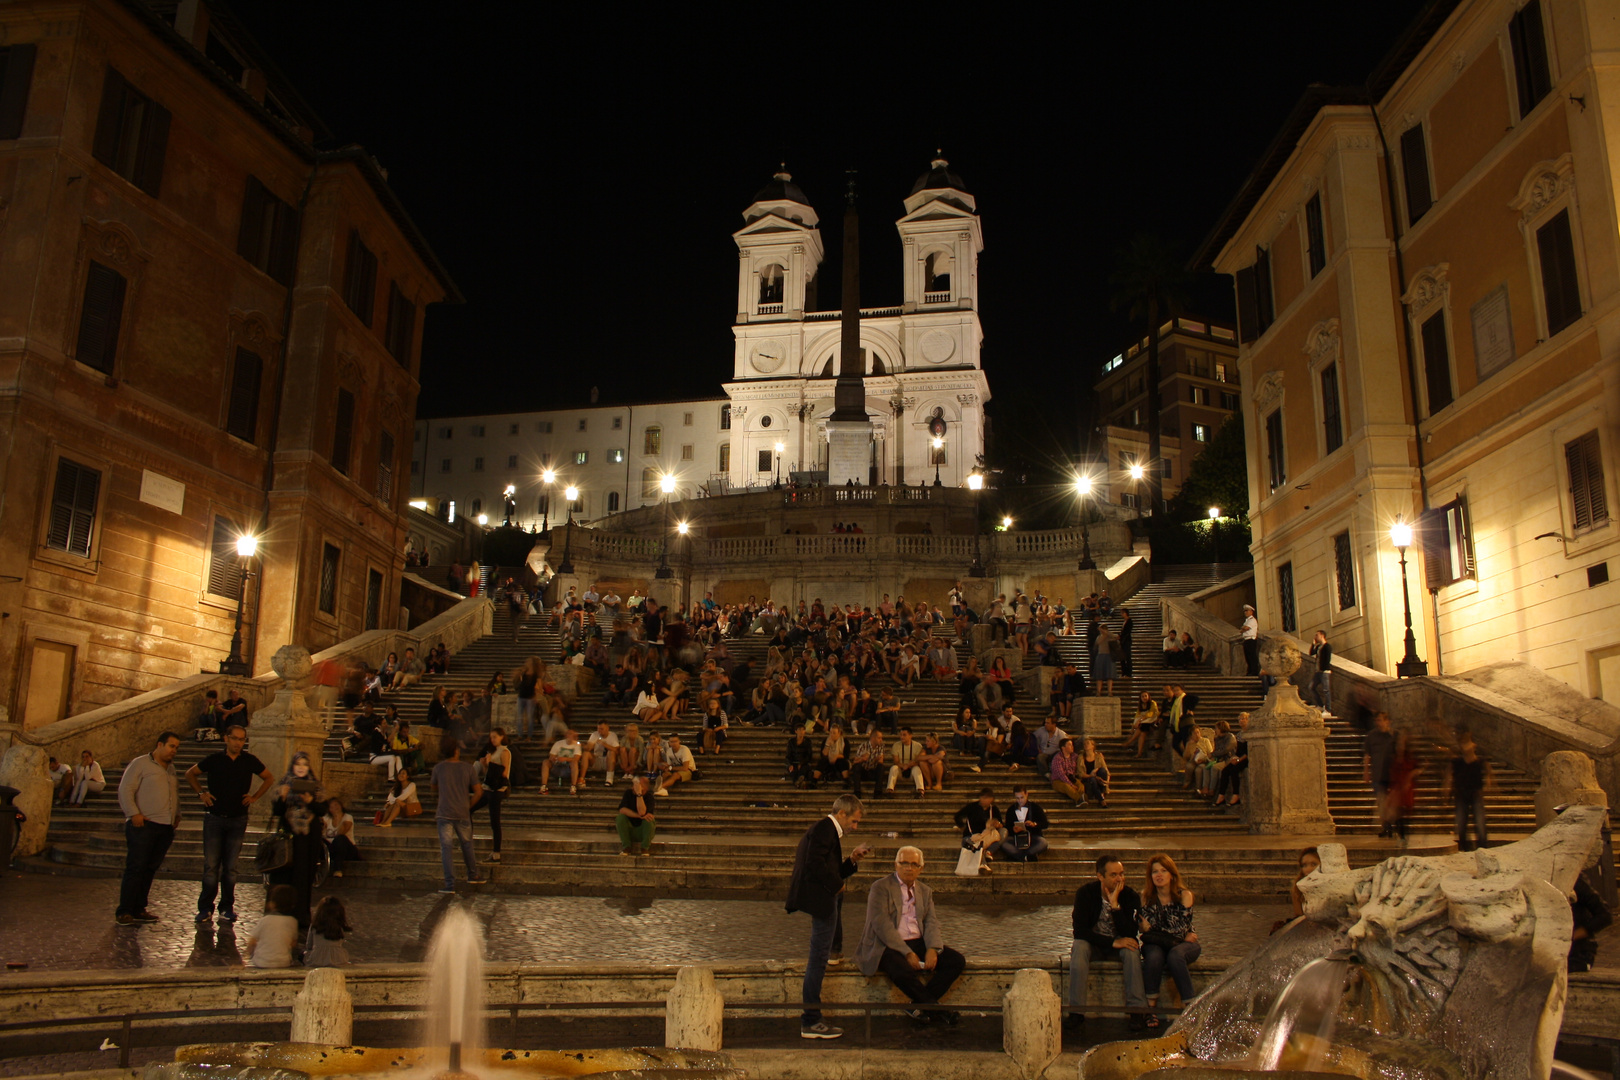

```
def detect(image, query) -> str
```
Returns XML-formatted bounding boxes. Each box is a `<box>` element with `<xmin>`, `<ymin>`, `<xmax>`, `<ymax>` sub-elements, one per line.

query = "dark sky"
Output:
<box><xmin>227</xmin><ymin>2</ymin><xmax>1427</xmax><ymax>452</ymax></box>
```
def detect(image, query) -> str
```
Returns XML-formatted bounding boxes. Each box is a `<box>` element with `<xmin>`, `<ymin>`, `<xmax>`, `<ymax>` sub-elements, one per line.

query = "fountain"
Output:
<box><xmin>143</xmin><ymin>904</ymin><xmax>743</xmax><ymax>1080</ymax></box>
<box><xmin>1079</xmin><ymin>803</ymin><xmax>1609</xmax><ymax>1080</ymax></box>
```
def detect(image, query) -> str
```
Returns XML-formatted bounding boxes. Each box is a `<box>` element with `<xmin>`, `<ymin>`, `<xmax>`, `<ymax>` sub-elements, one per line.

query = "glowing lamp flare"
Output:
<box><xmin>659</xmin><ymin>474</ymin><xmax>675</xmax><ymax>494</ymax></box>
<box><xmin>1390</xmin><ymin>519</ymin><xmax>1413</xmax><ymax>550</ymax></box>
<box><xmin>966</xmin><ymin>473</ymin><xmax>984</xmax><ymax>491</ymax></box>
<box><xmin>677</xmin><ymin>522</ymin><xmax>689</xmax><ymax>535</ymax></box>
<box><xmin>541</xmin><ymin>469</ymin><xmax>556</xmax><ymax>484</ymax></box>
<box><xmin>1002</xmin><ymin>516</ymin><xmax>1013</xmax><ymax>528</ymax></box>
<box><xmin>1208</xmin><ymin>507</ymin><xmax>1220</xmax><ymax>519</ymax></box>
<box><xmin>235</xmin><ymin>534</ymin><xmax>258</xmax><ymax>558</ymax></box>
<box><xmin>1074</xmin><ymin>475</ymin><xmax>1093</xmax><ymax>495</ymax></box>
<box><xmin>1129</xmin><ymin>464</ymin><xmax>1145</xmax><ymax>480</ymax></box>
<box><xmin>564</xmin><ymin>485</ymin><xmax>579</xmax><ymax>502</ymax></box>
<box><xmin>476</xmin><ymin>514</ymin><xmax>488</xmax><ymax>525</ymax></box>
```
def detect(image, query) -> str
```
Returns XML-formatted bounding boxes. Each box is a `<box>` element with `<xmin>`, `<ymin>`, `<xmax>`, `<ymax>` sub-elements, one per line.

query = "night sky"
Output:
<box><xmin>227</xmin><ymin>2</ymin><xmax>1426</xmax><ymax>459</ymax></box>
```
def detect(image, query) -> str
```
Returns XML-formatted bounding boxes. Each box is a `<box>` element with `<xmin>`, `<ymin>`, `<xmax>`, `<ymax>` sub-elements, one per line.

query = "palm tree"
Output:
<box><xmin>1109</xmin><ymin>234</ymin><xmax>1190</xmax><ymax>517</ymax></box>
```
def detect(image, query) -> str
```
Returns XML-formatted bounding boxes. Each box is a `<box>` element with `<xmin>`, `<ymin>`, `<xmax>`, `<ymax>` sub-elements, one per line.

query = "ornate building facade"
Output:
<box><xmin>1199</xmin><ymin>0</ymin><xmax>1619</xmax><ymax>702</ymax></box>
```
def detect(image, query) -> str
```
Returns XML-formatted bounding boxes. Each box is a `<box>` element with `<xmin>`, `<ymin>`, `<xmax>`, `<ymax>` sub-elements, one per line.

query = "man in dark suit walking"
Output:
<box><xmin>855</xmin><ymin>846</ymin><xmax>967</xmax><ymax>1024</ymax></box>
<box><xmin>786</xmin><ymin>793</ymin><xmax>870</xmax><ymax>1039</ymax></box>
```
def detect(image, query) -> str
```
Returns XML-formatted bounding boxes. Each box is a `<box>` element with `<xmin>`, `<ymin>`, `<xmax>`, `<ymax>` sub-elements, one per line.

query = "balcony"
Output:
<box><xmin>757</xmin><ymin>304</ymin><xmax>783</xmax><ymax>315</ymax></box>
<box><xmin>924</xmin><ymin>291</ymin><xmax>951</xmax><ymax>304</ymax></box>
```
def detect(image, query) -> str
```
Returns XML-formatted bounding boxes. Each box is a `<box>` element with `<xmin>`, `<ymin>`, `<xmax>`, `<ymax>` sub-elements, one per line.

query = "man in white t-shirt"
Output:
<box><xmin>586</xmin><ymin>721</ymin><xmax>621</xmax><ymax>786</ymax></box>
<box><xmin>542</xmin><ymin>729</ymin><xmax>585</xmax><ymax>794</ymax></box>
<box><xmin>655</xmin><ymin>733</ymin><xmax>696</xmax><ymax>797</ymax></box>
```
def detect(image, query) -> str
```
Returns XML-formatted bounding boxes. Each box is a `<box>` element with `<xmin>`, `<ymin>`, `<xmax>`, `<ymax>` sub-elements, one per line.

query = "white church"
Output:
<box><xmin>411</xmin><ymin>157</ymin><xmax>992</xmax><ymax>525</ymax></box>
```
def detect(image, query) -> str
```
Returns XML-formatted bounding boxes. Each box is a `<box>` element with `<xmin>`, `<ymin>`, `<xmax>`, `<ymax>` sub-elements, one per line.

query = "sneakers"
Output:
<box><xmin>116</xmin><ymin>913</ymin><xmax>137</xmax><ymax>927</ymax></box>
<box><xmin>606</xmin><ymin>773</ymin><xmax>616</xmax><ymax>785</ymax></box>
<box><xmin>969</xmin><ymin>765</ymin><xmax>982</xmax><ymax>773</ymax></box>
<box><xmin>438</xmin><ymin>885</ymin><xmax>456</xmax><ymax>894</ymax></box>
<box><xmin>132</xmin><ymin>911</ymin><xmax>160</xmax><ymax>923</ymax></box>
<box><xmin>489</xmin><ymin>852</ymin><xmax>501</xmax><ymax>862</ymax></box>
<box><xmin>194</xmin><ymin>912</ymin><xmax>212</xmax><ymax>925</ymax></box>
<box><xmin>826</xmin><ymin>953</ymin><xmax>844</xmax><ymax>967</ymax></box>
<box><xmin>800</xmin><ymin>1021</ymin><xmax>843</xmax><ymax>1040</ymax></box>
<box><xmin>218</xmin><ymin>910</ymin><xmax>237</xmax><ymax>923</ymax></box>
<box><xmin>468</xmin><ymin>877</ymin><xmax>488</xmax><ymax>885</ymax></box>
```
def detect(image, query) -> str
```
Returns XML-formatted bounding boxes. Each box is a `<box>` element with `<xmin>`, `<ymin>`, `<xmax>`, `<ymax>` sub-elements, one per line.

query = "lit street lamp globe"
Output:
<box><xmin>236</xmin><ymin>534</ymin><xmax>258</xmax><ymax>558</ymax></box>
<box><xmin>1129</xmin><ymin>464</ymin><xmax>1145</xmax><ymax>481</ymax></box>
<box><xmin>1074</xmin><ymin>475</ymin><xmax>1093</xmax><ymax>495</ymax></box>
<box><xmin>966</xmin><ymin>473</ymin><xmax>984</xmax><ymax>491</ymax></box>
<box><xmin>564</xmin><ymin>485</ymin><xmax>579</xmax><ymax>503</ymax></box>
<box><xmin>1390</xmin><ymin>519</ymin><xmax>1413</xmax><ymax>549</ymax></box>
<box><xmin>659</xmin><ymin>474</ymin><xmax>675</xmax><ymax>495</ymax></box>
<box><xmin>1208</xmin><ymin>507</ymin><xmax>1220</xmax><ymax>519</ymax></box>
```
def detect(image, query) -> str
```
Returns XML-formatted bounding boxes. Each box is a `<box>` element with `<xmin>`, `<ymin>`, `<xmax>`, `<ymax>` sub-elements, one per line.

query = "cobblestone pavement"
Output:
<box><xmin>0</xmin><ymin>872</ymin><xmax>1294</xmax><ymax>972</ymax></box>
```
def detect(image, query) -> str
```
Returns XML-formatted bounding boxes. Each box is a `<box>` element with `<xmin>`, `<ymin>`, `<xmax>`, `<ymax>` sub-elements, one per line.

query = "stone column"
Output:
<box><xmin>0</xmin><ymin>744</ymin><xmax>51</xmax><ymax>858</ymax></box>
<box><xmin>1002</xmin><ymin>967</ymin><xmax>1060</xmax><ymax>1080</ymax></box>
<box><xmin>290</xmin><ymin>968</ymin><xmax>353</xmax><ymax>1046</ymax></box>
<box><xmin>1535</xmin><ymin>750</ymin><xmax>1609</xmax><ymax>827</ymax></box>
<box><xmin>665</xmin><ymin>965</ymin><xmax>723</xmax><ymax>1051</ymax></box>
<box><xmin>1243</xmin><ymin>638</ymin><xmax>1334</xmax><ymax>834</ymax></box>
<box><xmin>249</xmin><ymin>645</ymin><xmax>329</xmax><ymax>791</ymax></box>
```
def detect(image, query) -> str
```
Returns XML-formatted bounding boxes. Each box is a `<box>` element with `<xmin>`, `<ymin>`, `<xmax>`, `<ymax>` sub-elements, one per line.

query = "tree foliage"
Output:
<box><xmin>1168</xmin><ymin>411</ymin><xmax>1250</xmax><ymax>525</ymax></box>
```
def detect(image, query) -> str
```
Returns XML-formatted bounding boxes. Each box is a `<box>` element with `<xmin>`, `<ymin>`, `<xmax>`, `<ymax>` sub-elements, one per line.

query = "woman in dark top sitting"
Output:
<box><xmin>1004</xmin><ymin>719</ymin><xmax>1039</xmax><ymax>771</ymax></box>
<box><xmin>425</xmin><ymin>686</ymin><xmax>451</xmax><ymax>729</ymax></box>
<box><xmin>1139</xmin><ymin>853</ymin><xmax>1199</xmax><ymax>1028</ymax></box>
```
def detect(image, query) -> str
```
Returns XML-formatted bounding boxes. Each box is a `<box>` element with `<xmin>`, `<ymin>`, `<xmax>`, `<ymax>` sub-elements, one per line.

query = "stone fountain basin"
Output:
<box><xmin>148</xmin><ymin>1042</ymin><xmax>744</xmax><ymax>1079</ymax></box>
<box><xmin>1077</xmin><ymin>1033</ymin><xmax>1368</xmax><ymax>1079</ymax></box>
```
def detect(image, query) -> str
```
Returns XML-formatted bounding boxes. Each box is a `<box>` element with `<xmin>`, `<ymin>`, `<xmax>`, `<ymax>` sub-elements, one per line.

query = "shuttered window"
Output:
<box><xmin>1254</xmin><ymin>246</ymin><xmax>1274</xmax><ymax>332</ymax></box>
<box><xmin>1305</xmin><ymin>193</ymin><xmax>1326</xmax><ymax>278</ymax></box>
<box><xmin>1537</xmin><ymin>209</ymin><xmax>1582</xmax><ymax>336</ymax></box>
<box><xmin>226</xmin><ymin>347</ymin><xmax>262</xmax><ymax>443</ymax></box>
<box><xmin>377</xmin><ymin>430</ymin><xmax>395</xmax><ymax>503</ymax></box>
<box><xmin>342</xmin><ymin>231</ymin><xmax>377</xmax><ymax>325</ymax></box>
<box><xmin>236</xmin><ymin>176</ymin><xmax>299</xmax><ymax>285</ymax></box>
<box><xmin>206</xmin><ymin>516</ymin><xmax>245</xmax><ymax>598</ymax></box>
<box><xmin>1320</xmin><ymin>362</ymin><xmax>1343</xmax><ymax>453</ymax></box>
<box><xmin>75</xmin><ymin>261</ymin><xmax>127</xmax><ymax>374</ymax></box>
<box><xmin>1509</xmin><ymin>0</ymin><xmax>1552</xmax><ymax>119</ymax></box>
<box><xmin>1421</xmin><ymin>497</ymin><xmax>1476</xmax><ymax>587</ymax></box>
<box><xmin>91</xmin><ymin>67</ymin><xmax>170</xmax><ymax>197</ymax></box>
<box><xmin>1567</xmin><ymin>430</ymin><xmax>1609</xmax><ymax>536</ymax></box>
<box><xmin>384</xmin><ymin>283</ymin><xmax>415</xmax><ymax>363</ymax></box>
<box><xmin>1265</xmin><ymin>408</ymin><xmax>1286</xmax><ymax>492</ymax></box>
<box><xmin>331</xmin><ymin>389</ymin><xmax>355</xmax><ymax>475</ymax></box>
<box><xmin>47</xmin><ymin>459</ymin><xmax>101</xmax><ymax>558</ymax></box>
<box><xmin>1400</xmin><ymin>125</ymin><xmax>1432</xmax><ymax>225</ymax></box>
<box><xmin>319</xmin><ymin>543</ymin><xmax>340</xmax><ymax>615</ymax></box>
<box><xmin>1277</xmin><ymin>562</ymin><xmax>1297</xmax><ymax>634</ymax></box>
<box><xmin>0</xmin><ymin>44</ymin><xmax>38</xmax><ymax>140</ymax></box>
<box><xmin>1333</xmin><ymin>530</ymin><xmax>1357</xmax><ymax>611</ymax></box>
<box><xmin>364</xmin><ymin>569</ymin><xmax>382</xmax><ymax>631</ymax></box>
<box><xmin>1420</xmin><ymin>312</ymin><xmax>1453</xmax><ymax>414</ymax></box>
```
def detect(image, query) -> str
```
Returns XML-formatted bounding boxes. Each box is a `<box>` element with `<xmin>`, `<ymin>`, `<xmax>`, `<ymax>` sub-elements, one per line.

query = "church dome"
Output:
<box><xmin>910</xmin><ymin>153</ymin><xmax>970</xmax><ymax>196</ymax></box>
<box><xmin>751</xmin><ymin>168</ymin><xmax>811</xmax><ymax>209</ymax></box>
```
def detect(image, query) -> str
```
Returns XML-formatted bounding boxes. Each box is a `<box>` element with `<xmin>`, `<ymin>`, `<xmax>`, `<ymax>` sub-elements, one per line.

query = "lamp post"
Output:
<box><xmin>218</xmin><ymin>533</ymin><xmax>257</xmax><ymax>676</ymax></box>
<box><xmin>932</xmin><ymin>436</ymin><xmax>944</xmax><ymax>486</ymax></box>
<box><xmin>540</xmin><ymin>468</ymin><xmax>556</xmax><ymax>535</ymax></box>
<box><xmin>1074</xmin><ymin>473</ymin><xmax>1096</xmax><ymax>570</ymax></box>
<box><xmin>655</xmin><ymin>473</ymin><xmax>676</xmax><ymax>579</ymax></box>
<box><xmin>1207</xmin><ymin>506</ymin><xmax>1220</xmax><ymax>573</ymax></box>
<box><xmin>966</xmin><ymin>471</ymin><xmax>986</xmax><ymax>578</ymax></box>
<box><xmin>556</xmin><ymin>485</ymin><xmax>579</xmax><ymax>574</ymax></box>
<box><xmin>773</xmin><ymin>442</ymin><xmax>784</xmax><ymax>489</ymax></box>
<box><xmin>1129</xmin><ymin>463</ymin><xmax>1145</xmax><ymax>520</ymax></box>
<box><xmin>1389</xmin><ymin>517</ymin><xmax>1428</xmax><ymax>678</ymax></box>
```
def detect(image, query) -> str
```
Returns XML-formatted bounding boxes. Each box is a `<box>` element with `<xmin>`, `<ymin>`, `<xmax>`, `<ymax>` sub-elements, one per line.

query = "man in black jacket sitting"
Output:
<box><xmin>998</xmin><ymin>785</ymin><xmax>1050</xmax><ymax>862</ymax></box>
<box><xmin>1067</xmin><ymin>852</ymin><xmax>1147</xmax><ymax>1031</ymax></box>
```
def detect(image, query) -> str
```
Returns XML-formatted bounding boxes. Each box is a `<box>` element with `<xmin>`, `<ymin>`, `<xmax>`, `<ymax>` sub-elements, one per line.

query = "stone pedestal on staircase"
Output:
<box><xmin>250</xmin><ymin>645</ymin><xmax>330</xmax><ymax>786</ymax></box>
<box><xmin>1243</xmin><ymin>639</ymin><xmax>1333</xmax><ymax>834</ymax></box>
<box><xmin>1080</xmin><ymin>697</ymin><xmax>1122</xmax><ymax>740</ymax></box>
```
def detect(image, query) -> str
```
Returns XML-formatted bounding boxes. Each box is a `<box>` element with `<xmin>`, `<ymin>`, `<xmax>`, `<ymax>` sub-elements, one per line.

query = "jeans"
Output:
<box><xmin>1068</xmin><ymin>938</ymin><xmax>1146</xmax><ymax>1010</ymax></box>
<box><xmin>1454</xmin><ymin>792</ymin><xmax>1488</xmax><ymax>851</ymax></box>
<box><xmin>1142</xmin><ymin>939</ymin><xmax>1202</xmax><ymax>1006</ymax></box>
<box><xmin>515</xmin><ymin>697</ymin><xmax>536</xmax><ymax>738</ymax></box>
<box><xmin>118</xmin><ymin>821</ymin><xmax>175</xmax><ymax>917</ymax></box>
<box><xmin>800</xmin><ymin>894</ymin><xmax>843</xmax><ymax>1026</ymax></box>
<box><xmin>998</xmin><ymin>834</ymin><xmax>1049</xmax><ymax>861</ymax></box>
<box><xmin>198</xmin><ymin>813</ymin><xmax>249</xmax><ymax>916</ymax></box>
<box><xmin>437</xmin><ymin>818</ymin><xmax>479</xmax><ymax>887</ymax></box>
<box><xmin>1310</xmin><ymin>671</ymin><xmax>1332</xmax><ymax>710</ymax></box>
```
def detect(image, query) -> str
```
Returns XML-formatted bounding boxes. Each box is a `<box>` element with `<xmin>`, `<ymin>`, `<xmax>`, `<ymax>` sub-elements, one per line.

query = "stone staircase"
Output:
<box><xmin>33</xmin><ymin>567</ymin><xmax>1540</xmax><ymax>901</ymax></box>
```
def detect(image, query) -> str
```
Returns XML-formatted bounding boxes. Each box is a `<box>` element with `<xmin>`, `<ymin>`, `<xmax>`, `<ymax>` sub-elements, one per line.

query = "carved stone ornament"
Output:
<box><xmin>1451</xmin><ymin>49</ymin><xmax>1467</xmax><ymax>72</ymax></box>
<box><xmin>955</xmin><ymin>393</ymin><xmax>978</xmax><ymax>407</ymax></box>
<box><xmin>1254</xmin><ymin>369</ymin><xmax>1286</xmax><ymax>412</ymax></box>
<box><xmin>1302</xmin><ymin>317</ymin><xmax>1341</xmax><ymax>363</ymax></box>
<box><xmin>82</xmin><ymin>218</ymin><xmax>148</xmax><ymax>273</ymax></box>
<box><xmin>1402</xmin><ymin>262</ymin><xmax>1450</xmax><ymax>310</ymax></box>
<box><xmin>336</xmin><ymin>353</ymin><xmax>364</xmax><ymax>387</ymax></box>
<box><xmin>1510</xmin><ymin>153</ymin><xmax>1575</xmax><ymax>225</ymax></box>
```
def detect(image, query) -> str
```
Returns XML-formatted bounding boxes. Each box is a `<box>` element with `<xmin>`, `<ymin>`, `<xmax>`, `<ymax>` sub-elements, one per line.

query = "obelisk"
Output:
<box><xmin>824</xmin><ymin>170</ymin><xmax>872</xmax><ymax>485</ymax></box>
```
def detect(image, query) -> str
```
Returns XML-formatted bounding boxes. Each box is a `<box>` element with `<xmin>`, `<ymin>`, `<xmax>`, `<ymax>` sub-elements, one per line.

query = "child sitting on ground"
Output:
<box><xmin>304</xmin><ymin>895</ymin><xmax>352</xmax><ymax>968</ymax></box>
<box><xmin>245</xmin><ymin>884</ymin><xmax>301</xmax><ymax>968</ymax></box>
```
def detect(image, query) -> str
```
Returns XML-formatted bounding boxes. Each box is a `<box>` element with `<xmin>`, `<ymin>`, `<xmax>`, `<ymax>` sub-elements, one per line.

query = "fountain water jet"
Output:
<box><xmin>423</xmin><ymin>907</ymin><xmax>484</xmax><ymax>1079</ymax></box>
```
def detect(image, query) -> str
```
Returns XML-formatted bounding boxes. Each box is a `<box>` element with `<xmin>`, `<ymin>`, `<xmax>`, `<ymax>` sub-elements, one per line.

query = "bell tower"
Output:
<box><xmin>897</xmin><ymin>153</ymin><xmax>983</xmax><ymax>313</ymax></box>
<box><xmin>733</xmin><ymin>168</ymin><xmax>823</xmax><ymax>325</ymax></box>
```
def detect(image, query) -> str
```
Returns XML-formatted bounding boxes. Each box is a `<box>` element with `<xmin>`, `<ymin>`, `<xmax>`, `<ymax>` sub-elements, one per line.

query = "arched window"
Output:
<box><xmin>758</xmin><ymin>264</ymin><xmax>784</xmax><ymax>305</ymax></box>
<box><xmin>537</xmin><ymin>494</ymin><xmax>549</xmax><ymax>517</ymax></box>
<box><xmin>641</xmin><ymin>468</ymin><xmax>660</xmax><ymax>499</ymax></box>
<box><xmin>925</xmin><ymin>251</ymin><xmax>953</xmax><ymax>294</ymax></box>
<box><xmin>607</xmin><ymin>492</ymin><xmax>620</xmax><ymax>512</ymax></box>
<box><xmin>643</xmin><ymin>425</ymin><xmax>662</xmax><ymax>455</ymax></box>
<box><xmin>470</xmin><ymin>498</ymin><xmax>482</xmax><ymax>515</ymax></box>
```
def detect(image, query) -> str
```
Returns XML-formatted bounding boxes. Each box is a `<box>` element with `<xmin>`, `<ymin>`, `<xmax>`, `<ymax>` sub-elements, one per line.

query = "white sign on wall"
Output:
<box><xmin>1471</xmin><ymin>284</ymin><xmax>1515</xmax><ymax>380</ymax></box>
<box><xmin>138</xmin><ymin>469</ymin><xmax>185</xmax><ymax>515</ymax></box>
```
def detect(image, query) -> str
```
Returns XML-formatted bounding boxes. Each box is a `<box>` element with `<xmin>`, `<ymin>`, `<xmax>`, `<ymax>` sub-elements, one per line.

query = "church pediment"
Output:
<box><xmin>897</xmin><ymin>199</ymin><xmax>976</xmax><ymax>226</ymax></box>
<box><xmin>735</xmin><ymin>211</ymin><xmax>818</xmax><ymax>240</ymax></box>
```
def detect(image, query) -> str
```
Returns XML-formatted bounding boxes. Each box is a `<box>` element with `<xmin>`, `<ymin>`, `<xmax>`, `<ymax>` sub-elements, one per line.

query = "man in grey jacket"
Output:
<box><xmin>855</xmin><ymin>846</ymin><xmax>967</xmax><ymax>1024</ymax></box>
<box><xmin>115</xmin><ymin>731</ymin><xmax>182</xmax><ymax>926</ymax></box>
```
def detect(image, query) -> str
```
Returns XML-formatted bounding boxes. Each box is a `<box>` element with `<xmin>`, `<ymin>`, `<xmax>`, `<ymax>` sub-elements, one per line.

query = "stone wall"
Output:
<box><xmin>399</xmin><ymin>573</ymin><xmax>467</xmax><ymax>631</ymax></box>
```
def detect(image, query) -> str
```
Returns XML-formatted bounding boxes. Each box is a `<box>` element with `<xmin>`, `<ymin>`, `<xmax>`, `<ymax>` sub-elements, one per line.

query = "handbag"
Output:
<box><xmin>954</xmin><ymin>845</ymin><xmax>983</xmax><ymax>877</ymax></box>
<box><xmin>372</xmin><ymin>809</ymin><xmax>386</xmax><ymax>826</ymax></box>
<box><xmin>1142</xmin><ymin>930</ymin><xmax>1181</xmax><ymax>950</ymax></box>
<box><xmin>254</xmin><ymin>832</ymin><xmax>292</xmax><ymax>873</ymax></box>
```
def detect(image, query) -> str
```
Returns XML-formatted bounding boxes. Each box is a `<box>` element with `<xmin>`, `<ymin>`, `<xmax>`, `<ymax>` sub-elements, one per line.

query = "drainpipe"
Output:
<box><xmin>1368</xmin><ymin>93</ymin><xmax>1441</xmax><ymax>677</ymax></box>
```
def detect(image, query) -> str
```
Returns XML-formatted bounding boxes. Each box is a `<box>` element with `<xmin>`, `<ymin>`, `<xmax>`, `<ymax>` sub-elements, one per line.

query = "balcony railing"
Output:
<box><xmin>757</xmin><ymin>303</ymin><xmax>783</xmax><ymax>315</ymax></box>
<box><xmin>924</xmin><ymin>291</ymin><xmax>951</xmax><ymax>304</ymax></box>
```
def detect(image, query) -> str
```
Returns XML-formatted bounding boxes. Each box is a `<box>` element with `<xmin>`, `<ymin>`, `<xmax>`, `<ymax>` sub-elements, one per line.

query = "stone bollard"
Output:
<box><xmin>1002</xmin><ymin>967</ymin><xmax>1060</xmax><ymax>1080</ymax></box>
<box><xmin>290</xmin><ymin>967</ymin><xmax>353</xmax><ymax>1046</ymax></box>
<box><xmin>0</xmin><ymin>744</ymin><xmax>52</xmax><ymax>859</ymax></box>
<box><xmin>1534</xmin><ymin>750</ymin><xmax>1609</xmax><ymax>828</ymax></box>
<box><xmin>665</xmin><ymin>965</ymin><xmax>724</xmax><ymax>1051</ymax></box>
<box><xmin>1080</xmin><ymin>697</ymin><xmax>1122</xmax><ymax>740</ymax></box>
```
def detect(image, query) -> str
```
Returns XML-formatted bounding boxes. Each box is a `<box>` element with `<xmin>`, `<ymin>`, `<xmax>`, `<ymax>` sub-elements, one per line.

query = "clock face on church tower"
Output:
<box><xmin>751</xmin><ymin>341</ymin><xmax>786</xmax><ymax>373</ymax></box>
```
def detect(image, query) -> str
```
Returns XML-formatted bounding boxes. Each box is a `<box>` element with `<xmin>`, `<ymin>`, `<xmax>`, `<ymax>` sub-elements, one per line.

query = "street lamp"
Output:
<box><xmin>218</xmin><ymin>533</ymin><xmax>258</xmax><ymax>676</ymax></box>
<box><xmin>1207</xmin><ymin>506</ymin><xmax>1221</xmax><ymax>570</ymax></box>
<box><xmin>476</xmin><ymin>513</ymin><xmax>488</xmax><ymax>526</ymax></box>
<box><xmin>966</xmin><ymin>471</ymin><xmax>986</xmax><ymax>578</ymax></box>
<box><xmin>556</xmin><ymin>485</ymin><xmax>579</xmax><ymax>574</ymax></box>
<box><xmin>1002</xmin><ymin>515</ymin><xmax>1013</xmax><ymax>529</ymax></box>
<box><xmin>932</xmin><ymin>436</ymin><xmax>945</xmax><ymax>486</ymax></box>
<box><xmin>773</xmin><ymin>442</ymin><xmax>784</xmax><ymax>489</ymax></box>
<box><xmin>655</xmin><ymin>473</ymin><xmax>677</xmax><ymax>578</ymax></box>
<box><xmin>1390</xmin><ymin>517</ymin><xmax>1428</xmax><ymax>678</ymax></box>
<box><xmin>1129</xmin><ymin>463</ymin><xmax>1145</xmax><ymax>520</ymax></box>
<box><xmin>1074</xmin><ymin>473</ymin><xmax>1096</xmax><ymax>570</ymax></box>
<box><xmin>540</xmin><ymin>468</ymin><xmax>557</xmax><ymax>535</ymax></box>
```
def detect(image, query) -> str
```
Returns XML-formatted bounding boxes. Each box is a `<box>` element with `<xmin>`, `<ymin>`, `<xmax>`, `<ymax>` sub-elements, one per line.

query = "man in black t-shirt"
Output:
<box><xmin>184</xmin><ymin>724</ymin><xmax>272</xmax><ymax>924</ymax></box>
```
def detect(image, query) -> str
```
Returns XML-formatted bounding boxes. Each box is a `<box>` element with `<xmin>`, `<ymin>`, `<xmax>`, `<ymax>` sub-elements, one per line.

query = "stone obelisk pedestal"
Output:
<box><xmin>825</xmin><ymin>420</ymin><xmax>871</xmax><ymax>487</ymax></box>
<box><xmin>1243</xmin><ymin>638</ymin><xmax>1334</xmax><ymax>834</ymax></box>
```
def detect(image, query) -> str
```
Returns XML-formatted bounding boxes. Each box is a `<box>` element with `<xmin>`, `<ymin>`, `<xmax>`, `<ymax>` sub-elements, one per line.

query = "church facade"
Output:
<box><xmin>413</xmin><ymin>158</ymin><xmax>991</xmax><ymax>526</ymax></box>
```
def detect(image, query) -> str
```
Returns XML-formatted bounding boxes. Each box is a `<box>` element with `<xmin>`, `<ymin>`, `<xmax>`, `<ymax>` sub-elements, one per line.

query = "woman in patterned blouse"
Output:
<box><xmin>1138</xmin><ymin>853</ymin><xmax>1200</xmax><ymax>1028</ymax></box>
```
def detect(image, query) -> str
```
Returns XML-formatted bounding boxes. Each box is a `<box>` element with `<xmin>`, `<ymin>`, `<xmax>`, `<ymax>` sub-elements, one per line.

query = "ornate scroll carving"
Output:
<box><xmin>1402</xmin><ymin>263</ymin><xmax>1450</xmax><ymax>309</ymax></box>
<box><xmin>1510</xmin><ymin>154</ymin><xmax>1575</xmax><ymax>225</ymax></box>
<box><xmin>1254</xmin><ymin>370</ymin><xmax>1286</xmax><ymax>412</ymax></box>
